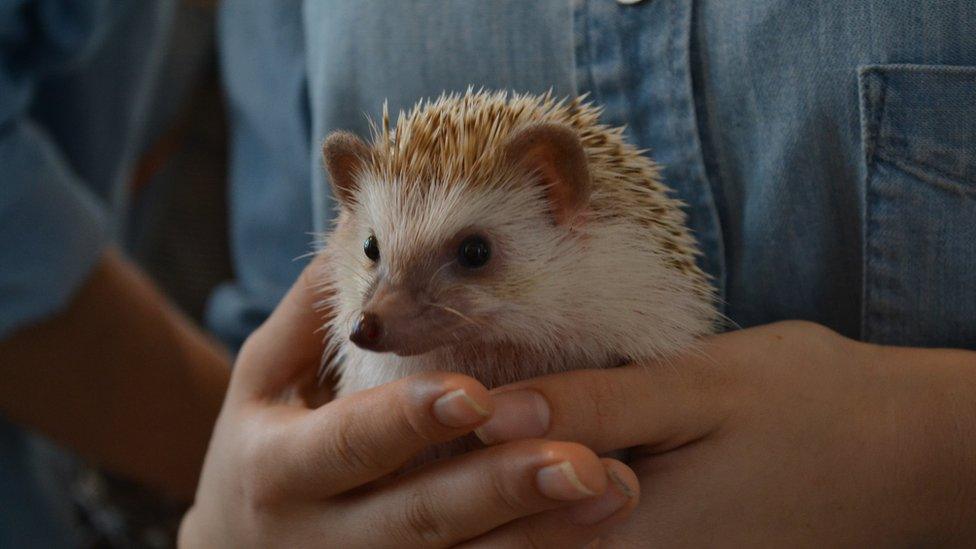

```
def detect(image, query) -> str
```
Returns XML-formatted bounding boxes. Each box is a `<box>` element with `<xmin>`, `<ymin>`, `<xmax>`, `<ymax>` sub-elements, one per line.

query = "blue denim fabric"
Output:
<box><xmin>209</xmin><ymin>0</ymin><xmax>314</xmax><ymax>350</ymax></box>
<box><xmin>686</xmin><ymin>1</ymin><xmax>976</xmax><ymax>347</ymax></box>
<box><xmin>858</xmin><ymin>64</ymin><xmax>976</xmax><ymax>346</ymax></box>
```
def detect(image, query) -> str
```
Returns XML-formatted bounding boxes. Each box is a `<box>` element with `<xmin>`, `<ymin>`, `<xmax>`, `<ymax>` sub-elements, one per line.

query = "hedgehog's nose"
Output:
<box><xmin>350</xmin><ymin>312</ymin><xmax>383</xmax><ymax>350</ymax></box>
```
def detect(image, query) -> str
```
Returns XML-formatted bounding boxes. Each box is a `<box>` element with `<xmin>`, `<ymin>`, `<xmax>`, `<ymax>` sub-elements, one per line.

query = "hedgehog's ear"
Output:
<box><xmin>323</xmin><ymin>131</ymin><xmax>371</xmax><ymax>208</ymax></box>
<box><xmin>502</xmin><ymin>122</ymin><xmax>591</xmax><ymax>225</ymax></box>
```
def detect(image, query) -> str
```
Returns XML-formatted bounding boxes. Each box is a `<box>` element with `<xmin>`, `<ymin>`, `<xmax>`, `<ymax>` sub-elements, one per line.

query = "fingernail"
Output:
<box><xmin>536</xmin><ymin>461</ymin><xmax>597</xmax><ymax>501</ymax></box>
<box><xmin>474</xmin><ymin>390</ymin><xmax>550</xmax><ymax>444</ymax></box>
<box><xmin>432</xmin><ymin>389</ymin><xmax>490</xmax><ymax>428</ymax></box>
<box><xmin>607</xmin><ymin>469</ymin><xmax>637</xmax><ymax>499</ymax></box>
<box><xmin>569</xmin><ymin>468</ymin><xmax>637</xmax><ymax>525</ymax></box>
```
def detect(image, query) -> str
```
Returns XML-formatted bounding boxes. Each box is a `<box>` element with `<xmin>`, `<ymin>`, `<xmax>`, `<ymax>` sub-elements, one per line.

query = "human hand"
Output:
<box><xmin>178</xmin><ymin>263</ymin><xmax>640</xmax><ymax>548</ymax></box>
<box><xmin>474</xmin><ymin>321</ymin><xmax>976</xmax><ymax>546</ymax></box>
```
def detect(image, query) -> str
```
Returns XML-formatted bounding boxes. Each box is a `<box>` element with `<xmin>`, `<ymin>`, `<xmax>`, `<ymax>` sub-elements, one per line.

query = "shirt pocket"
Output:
<box><xmin>858</xmin><ymin>64</ymin><xmax>976</xmax><ymax>348</ymax></box>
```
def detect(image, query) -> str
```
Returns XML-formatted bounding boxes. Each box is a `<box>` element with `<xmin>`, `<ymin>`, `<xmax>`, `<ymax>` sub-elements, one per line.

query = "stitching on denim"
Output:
<box><xmin>666</xmin><ymin>0</ymin><xmax>680</xmax><ymax>170</ymax></box>
<box><xmin>876</xmin><ymin>152</ymin><xmax>976</xmax><ymax>197</ymax></box>
<box><xmin>866</xmin><ymin>64</ymin><xmax>976</xmax><ymax>76</ymax></box>
<box><xmin>879</xmin><ymin>136</ymin><xmax>976</xmax><ymax>189</ymax></box>
<box><xmin>681</xmin><ymin>0</ymin><xmax>727</xmax><ymax>305</ymax></box>
<box><xmin>573</xmin><ymin>0</ymin><xmax>598</xmax><ymax>105</ymax></box>
<box><xmin>859</xmin><ymin>70</ymin><xmax>874</xmax><ymax>341</ymax></box>
<box><xmin>860</xmin><ymin>68</ymin><xmax>888</xmax><ymax>342</ymax></box>
<box><xmin>860</xmin><ymin>68</ymin><xmax>889</xmax><ymax>175</ymax></box>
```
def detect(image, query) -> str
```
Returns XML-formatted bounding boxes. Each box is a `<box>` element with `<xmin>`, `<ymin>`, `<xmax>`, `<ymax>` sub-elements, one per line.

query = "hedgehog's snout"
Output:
<box><xmin>349</xmin><ymin>280</ymin><xmax>474</xmax><ymax>356</ymax></box>
<box><xmin>350</xmin><ymin>312</ymin><xmax>383</xmax><ymax>350</ymax></box>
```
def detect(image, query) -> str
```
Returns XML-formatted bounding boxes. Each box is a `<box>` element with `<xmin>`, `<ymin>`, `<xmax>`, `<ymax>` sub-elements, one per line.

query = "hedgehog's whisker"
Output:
<box><xmin>427</xmin><ymin>261</ymin><xmax>453</xmax><ymax>287</ymax></box>
<box><xmin>424</xmin><ymin>301</ymin><xmax>484</xmax><ymax>328</ymax></box>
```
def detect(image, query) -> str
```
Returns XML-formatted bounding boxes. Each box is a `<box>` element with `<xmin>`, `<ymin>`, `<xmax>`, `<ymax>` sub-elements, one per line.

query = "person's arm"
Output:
<box><xmin>474</xmin><ymin>321</ymin><xmax>976</xmax><ymax>545</ymax></box>
<box><xmin>0</xmin><ymin>2</ymin><xmax>230</xmax><ymax>501</ymax></box>
<box><xmin>0</xmin><ymin>249</ymin><xmax>230</xmax><ymax>501</ymax></box>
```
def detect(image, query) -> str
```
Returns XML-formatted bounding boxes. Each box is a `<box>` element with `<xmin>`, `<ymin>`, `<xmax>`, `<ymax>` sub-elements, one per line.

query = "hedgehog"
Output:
<box><xmin>316</xmin><ymin>90</ymin><xmax>717</xmax><ymax>413</ymax></box>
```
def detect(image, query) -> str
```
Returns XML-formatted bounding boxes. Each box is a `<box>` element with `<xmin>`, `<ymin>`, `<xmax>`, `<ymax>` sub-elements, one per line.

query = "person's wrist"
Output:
<box><xmin>876</xmin><ymin>344</ymin><xmax>976</xmax><ymax>544</ymax></box>
<box><xmin>924</xmin><ymin>352</ymin><xmax>976</xmax><ymax>544</ymax></box>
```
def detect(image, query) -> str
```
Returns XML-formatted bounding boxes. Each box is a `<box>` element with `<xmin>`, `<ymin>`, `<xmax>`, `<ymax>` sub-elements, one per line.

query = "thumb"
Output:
<box><xmin>231</xmin><ymin>258</ymin><xmax>332</xmax><ymax>402</ymax></box>
<box><xmin>472</xmin><ymin>344</ymin><xmax>736</xmax><ymax>454</ymax></box>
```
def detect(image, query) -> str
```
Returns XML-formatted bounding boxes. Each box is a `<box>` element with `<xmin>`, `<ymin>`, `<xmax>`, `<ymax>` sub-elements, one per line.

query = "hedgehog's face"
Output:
<box><xmin>322</xmin><ymin>123</ymin><xmax>595</xmax><ymax>357</ymax></box>
<box><xmin>332</xmin><ymin>175</ymin><xmax>587</xmax><ymax>356</ymax></box>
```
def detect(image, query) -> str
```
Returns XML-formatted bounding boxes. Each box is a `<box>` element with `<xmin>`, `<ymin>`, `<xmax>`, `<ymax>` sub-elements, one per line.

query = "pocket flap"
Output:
<box><xmin>859</xmin><ymin>64</ymin><xmax>976</xmax><ymax>190</ymax></box>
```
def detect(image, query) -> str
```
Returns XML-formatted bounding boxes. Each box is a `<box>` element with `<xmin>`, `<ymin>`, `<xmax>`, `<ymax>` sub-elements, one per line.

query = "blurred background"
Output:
<box><xmin>86</xmin><ymin>6</ymin><xmax>226</xmax><ymax>543</ymax></box>
<box><xmin>125</xmin><ymin>5</ymin><xmax>230</xmax><ymax>321</ymax></box>
<box><xmin>4</xmin><ymin>3</ymin><xmax>228</xmax><ymax>547</ymax></box>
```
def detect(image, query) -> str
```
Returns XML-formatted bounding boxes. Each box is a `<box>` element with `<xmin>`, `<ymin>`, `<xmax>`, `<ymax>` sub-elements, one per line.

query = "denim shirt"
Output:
<box><xmin>3</xmin><ymin>0</ymin><xmax>975</xmax><ymax>545</ymax></box>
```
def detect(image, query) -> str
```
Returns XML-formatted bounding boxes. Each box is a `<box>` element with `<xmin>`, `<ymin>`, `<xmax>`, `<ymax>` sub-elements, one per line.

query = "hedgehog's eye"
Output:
<box><xmin>364</xmin><ymin>234</ymin><xmax>379</xmax><ymax>262</ymax></box>
<box><xmin>458</xmin><ymin>235</ymin><xmax>491</xmax><ymax>269</ymax></box>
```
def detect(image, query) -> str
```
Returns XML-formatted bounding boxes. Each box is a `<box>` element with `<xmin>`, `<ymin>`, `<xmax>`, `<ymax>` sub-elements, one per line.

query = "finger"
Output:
<box><xmin>262</xmin><ymin>371</ymin><xmax>494</xmax><ymax>498</ymax></box>
<box><xmin>233</xmin><ymin>257</ymin><xmax>331</xmax><ymax>400</ymax></box>
<box><xmin>333</xmin><ymin>440</ymin><xmax>615</xmax><ymax>548</ymax></box>
<box><xmin>459</xmin><ymin>459</ymin><xmax>640</xmax><ymax>549</ymax></box>
<box><xmin>474</xmin><ymin>345</ymin><xmax>734</xmax><ymax>454</ymax></box>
